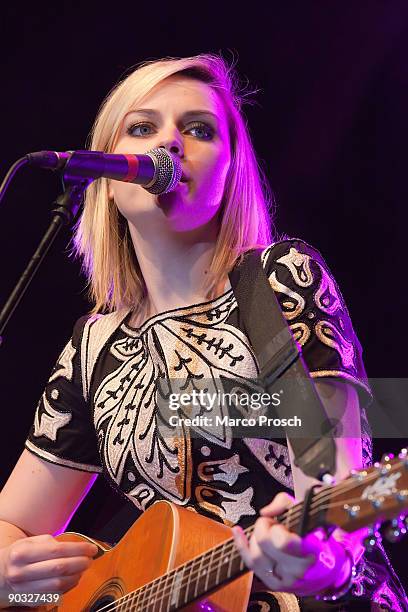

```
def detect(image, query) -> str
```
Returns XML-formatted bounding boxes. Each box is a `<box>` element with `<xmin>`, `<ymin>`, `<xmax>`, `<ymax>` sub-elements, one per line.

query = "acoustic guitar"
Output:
<box><xmin>13</xmin><ymin>450</ymin><xmax>408</xmax><ymax>612</ymax></box>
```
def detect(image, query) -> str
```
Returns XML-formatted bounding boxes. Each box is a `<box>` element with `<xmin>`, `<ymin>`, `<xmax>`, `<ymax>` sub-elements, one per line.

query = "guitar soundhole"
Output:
<box><xmin>86</xmin><ymin>579</ymin><xmax>125</xmax><ymax>612</ymax></box>
<box><xmin>89</xmin><ymin>595</ymin><xmax>116</xmax><ymax>612</ymax></box>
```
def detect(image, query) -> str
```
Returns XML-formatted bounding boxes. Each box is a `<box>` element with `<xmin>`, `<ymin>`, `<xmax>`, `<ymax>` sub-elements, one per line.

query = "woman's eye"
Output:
<box><xmin>126</xmin><ymin>123</ymin><xmax>154</xmax><ymax>137</ymax></box>
<box><xmin>186</xmin><ymin>122</ymin><xmax>214</xmax><ymax>141</ymax></box>
<box><xmin>126</xmin><ymin>121</ymin><xmax>213</xmax><ymax>140</ymax></box>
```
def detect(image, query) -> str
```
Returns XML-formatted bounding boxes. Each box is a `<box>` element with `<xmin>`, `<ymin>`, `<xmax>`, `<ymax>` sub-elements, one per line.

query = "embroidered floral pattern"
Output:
<box><xmin>92</xmin><ymin>292</ymin><xmax>262</xmax><ymax>514</ymax></box>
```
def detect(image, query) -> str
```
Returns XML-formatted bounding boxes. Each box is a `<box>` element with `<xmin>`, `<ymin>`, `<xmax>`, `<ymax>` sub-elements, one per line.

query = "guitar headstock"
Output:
<box><xmin>314</xmin><ymin>449</ymin><xmax>408</xmax><ymax>537</ymax></box>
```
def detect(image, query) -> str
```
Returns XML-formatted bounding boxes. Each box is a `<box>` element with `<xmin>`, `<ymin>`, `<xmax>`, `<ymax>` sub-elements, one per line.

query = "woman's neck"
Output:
<box><xmin>127</xmin><ymin>216</ymin><xmax>227</xmax><ymax>318</ymax></box>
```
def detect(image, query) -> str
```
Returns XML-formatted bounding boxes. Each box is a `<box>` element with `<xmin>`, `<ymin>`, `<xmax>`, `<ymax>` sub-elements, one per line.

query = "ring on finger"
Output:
<box><xmin>264</xmin><ymin>560</ymin><xmax>282</xmax><ymax>581</ymax></box>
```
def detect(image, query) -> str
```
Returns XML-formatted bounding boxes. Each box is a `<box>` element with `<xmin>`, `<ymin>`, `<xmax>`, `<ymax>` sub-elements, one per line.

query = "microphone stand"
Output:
<box><xmin>0</xmin><ymin>178</ymin><xmax>90</xmax><ymax>348</ymax></box>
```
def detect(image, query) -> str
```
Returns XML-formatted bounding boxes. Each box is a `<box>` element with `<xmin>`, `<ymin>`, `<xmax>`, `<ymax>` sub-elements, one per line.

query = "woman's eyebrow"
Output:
<box><xmin>124</xmin><ymin>108</ymin><xmax>219</xmax><ymax>123</ymax></box>
<box><xmin>181</xmin><ymin>110</ymin><xmax>219</xmax><ymax>123</ymax></box>
<box><xmin>125</xmin><ymin>108</ymin><xmax>159</xmax><ymax>119</ymax></box>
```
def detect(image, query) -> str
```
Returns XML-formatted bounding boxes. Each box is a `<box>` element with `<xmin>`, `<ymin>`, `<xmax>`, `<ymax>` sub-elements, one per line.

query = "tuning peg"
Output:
<box><xmin>396</xmin><ymin>490</ymin><xmax>408</xmax><ymax>504</ymax></box>
<box><xmin>381</xmin><ymin>453</ymin><xmax>394</xmax><ymax>463</ymax></box>
<box><xmin>343</xmin><ymin>503</ymin><xmax>360</xmax><ymax>518</ymax></box>
<box><xmin>350</xmin><ymin>468</ymin><xmax>367</xmax><ymax>481</ymax></box>
<box><xmin>380</xmin><ymin>518</ymin><xmax>407</xmax><ymax>543</ymax></box>
<box><xmin>363</xmin><ymin>527</ymin><xmax>382</xmax><ymax>552</ymax></box>
<box><xmin>379</xmin><ymin>457</ymin><xmax>393</xmax><ymax>475</ymax></box>
<box><xmin>399</xmin><ymin>448</ymin><xmax>408</xmax><ymax>468</ymax></box>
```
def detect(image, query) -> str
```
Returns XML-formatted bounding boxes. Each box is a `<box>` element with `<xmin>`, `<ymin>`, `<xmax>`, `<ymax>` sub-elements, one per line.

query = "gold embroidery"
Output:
<box><xmin>315</xmin><ymin>320</ymin><xmax>355</xmax><ymax>368</ymax></box>
<box><xmin>271</xmin><ymin>593</ymin><xmax>300</xmax><ymax>612</ymax></box>
<box><xmin>314</xmin><ymin>262</ymin><xmax>341</xmax><ymax>315</ymax></box>
<box><xmin>289</xmin><ymin>322</ymin><xmax>311</xmax><ymax>346</ymax></box>
<box><xmin>277</xmin><ymin>247</ymin><xmax>313</xmax><ymax>287</ymax></box>
<box><xmin>250</xmin><ymin>582</ymin><xmax>300</xmax><ymax>612</ymax></box>
<box><xmin>268</xmin><ymin>271</ymin><xmax>305</xmax><ymax>320</ymax></box>
<box><xmin>310</xmin><ymin>370</ymin><xmax>371</xmax><ymax>396</ymax></box>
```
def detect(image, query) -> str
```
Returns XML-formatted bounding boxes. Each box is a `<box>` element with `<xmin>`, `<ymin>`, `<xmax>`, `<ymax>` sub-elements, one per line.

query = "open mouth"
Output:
<box><xmin>180</xmin><ymin>169</ymin><xmax>191</xmax><ymax>182</ymax></box>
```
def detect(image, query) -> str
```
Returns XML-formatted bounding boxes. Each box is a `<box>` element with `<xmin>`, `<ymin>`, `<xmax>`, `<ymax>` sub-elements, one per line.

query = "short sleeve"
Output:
<box><xmin>25</xmin><ymin>316</ymin><xmax>103</xmax><ymax>473</ymax></box>
<box><xmin>262</xmin><ymin>239</ymin><xmax>373</xmax><ymax>465</ymax></box>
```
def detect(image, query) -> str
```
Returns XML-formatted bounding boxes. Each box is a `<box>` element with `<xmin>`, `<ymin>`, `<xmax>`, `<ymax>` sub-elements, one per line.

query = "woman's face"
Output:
<box><xmin>109</xmin><ymin>75</ymin><xmax>231</xmax><ymax>233</ymax></box>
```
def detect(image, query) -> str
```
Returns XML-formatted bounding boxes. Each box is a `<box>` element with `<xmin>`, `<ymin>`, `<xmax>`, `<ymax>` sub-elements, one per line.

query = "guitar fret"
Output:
<box><xmin>215</xmin><ymin>541</ymin><xmax>229</xmax><ymax>586</ymax></box>
<box><xmin>132</xmin><ymin>584</ymin><xmax>142</xmax><ymax>610</ymax></box>
<box><xmin>168</xmin><ymin>569</ymin><xmax>177</xmax><ymax>612</ymax></box>
<box><xmin>127</xmin><ymin>588</ymin><xmax>135</xmax><ymax>611</ymax></box>
<box><xmin>148</xmin><ymin>573</ymin><xmax>162</xmax><ymax>612</ymax></box>
<box><xmin>161</xmin><ymin>569</ymin><xmax>172</xmax><ymax>612</ymax></box>
<box><xmin>124</xmin><ymin>590</ymin><xmax>133</xmax><ymax>612</ymax></box>
<box><xmin>140</xmin><ymin>586</ymin><xmax>148</xmax><ymax>610</ymax></box>
<box><xmin>285</xmin><ymin>505</ymin><xmax>292</xmax><ymax>529</ymax></box>
<box><xmin>181</xmin><ymin>560</ymin><xmax>193</xmax><ymax>606</ymax></box>
<box><xmin>232</xmin><ymin>545</ymin><xmax>245</xmax><ymax>577</ymax></box>
<box><xmin>183</xmin><ymin>558</ymin><xmax>197</xmax><ymax>605</ymax></box>
<box><xmin>227</xmin><ymin>540</ymin><xmax>234</xmax><ymax>580</ymax></box>
<box><xmin>204</xmin><ymin>545</ymin><xmax>215</xmax><ymax>594</ymax></box>
<box><xmin>194</xmin><ymin>549</ymin><xmax>206</xmax><ymax>599</ymax></box>
<box><xmin>131</xmin><ymin>585</ymin><xmax>142</xmax><ymax>610</ymax></box>
<box><xmin>169</xmin><ymin>566</ymin><xmax>185</xmax><ymax>611</ymax></box>
<box><xmin>215</xmin><ymin>545</ymin><xmax>223</xmax><ymax>586</ymax></box>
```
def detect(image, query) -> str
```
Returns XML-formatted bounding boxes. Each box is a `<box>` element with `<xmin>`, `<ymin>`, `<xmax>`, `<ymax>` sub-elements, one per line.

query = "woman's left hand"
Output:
<box><xmin>232</xmin><ymin>492</ymin><xmax>351</xmax><ymax>598</ymax></box>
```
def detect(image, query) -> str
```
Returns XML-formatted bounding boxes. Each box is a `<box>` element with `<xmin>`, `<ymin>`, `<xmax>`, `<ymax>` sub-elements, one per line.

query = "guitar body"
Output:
<box><xmin>39</xmin><ymin>501</ymin><xmax>253</xmax><ymax>612</ymax></box>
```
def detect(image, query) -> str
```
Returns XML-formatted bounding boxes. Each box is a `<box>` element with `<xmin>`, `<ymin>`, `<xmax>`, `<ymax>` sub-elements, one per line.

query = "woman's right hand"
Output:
<box><xmin>0</xmin><ymin>534</ymin><xmax>98</xmax><ymax>608</ymax></box>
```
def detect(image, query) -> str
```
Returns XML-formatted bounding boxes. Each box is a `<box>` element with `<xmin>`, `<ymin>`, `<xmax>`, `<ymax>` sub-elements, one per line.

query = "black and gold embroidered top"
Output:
<box><xmin>25</xmin><ymin>239</ymin><xmax>407</xmax><ymax>611</ymax></box>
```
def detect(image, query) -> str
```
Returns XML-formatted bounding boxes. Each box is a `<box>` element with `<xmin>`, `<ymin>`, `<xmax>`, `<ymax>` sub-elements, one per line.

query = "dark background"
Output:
<box><xmin>0</xmin><ymin>0</ymin><xmax>407</xmax><ymax>596</ymax></box>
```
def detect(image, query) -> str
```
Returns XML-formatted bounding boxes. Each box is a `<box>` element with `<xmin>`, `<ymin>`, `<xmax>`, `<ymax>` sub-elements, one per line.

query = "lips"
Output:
<box><xmin>180</xmin><ymin>167</ymin><xmax>191</xmax><ymax>182</ymax></box>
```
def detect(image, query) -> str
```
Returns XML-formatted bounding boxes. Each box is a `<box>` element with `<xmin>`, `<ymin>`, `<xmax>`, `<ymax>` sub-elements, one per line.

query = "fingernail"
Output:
<box><xmin>232</xmin><ymin>526</ymin><xmax>242</xmax><ymax>543</ymax></box>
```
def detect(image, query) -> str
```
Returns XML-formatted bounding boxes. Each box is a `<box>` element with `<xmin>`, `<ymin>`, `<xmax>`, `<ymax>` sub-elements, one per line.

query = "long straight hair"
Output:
<box><xmin>73</xmin><ymin>54</ymin><xmax>275</xmax><ymax>314</ymax></box>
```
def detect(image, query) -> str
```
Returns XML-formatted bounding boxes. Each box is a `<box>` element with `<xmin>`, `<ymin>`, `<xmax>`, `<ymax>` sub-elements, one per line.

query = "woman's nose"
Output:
<box><xmin>159</xmin><ymin>133</ymin><xmax>184</xmax><ymax>158</ymax></box>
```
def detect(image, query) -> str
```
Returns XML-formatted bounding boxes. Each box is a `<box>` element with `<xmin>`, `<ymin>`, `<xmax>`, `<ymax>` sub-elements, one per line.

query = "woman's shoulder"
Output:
<box><xmin>260</xmin><ymin>236</ymin><xmax>331</xmax><ymax>279</ymax></box>
<box><xmin>71</xmin><ymin>310</ymin><xmax>130</xmax><ymax>347</ymax></box>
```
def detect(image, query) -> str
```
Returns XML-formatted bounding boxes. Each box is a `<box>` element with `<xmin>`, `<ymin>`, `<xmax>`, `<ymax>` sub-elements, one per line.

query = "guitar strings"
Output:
<box><xmin>90</xmin><ymin>466</ymin><xmax>399</xmax><ymax>612</ymax></box>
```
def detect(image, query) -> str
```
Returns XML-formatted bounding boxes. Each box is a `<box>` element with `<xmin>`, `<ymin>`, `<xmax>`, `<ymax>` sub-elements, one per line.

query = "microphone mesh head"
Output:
<box><xmin>144</xmin><ymin>148</ymin><xmax>182</xmax><ymax>195</ymax></box>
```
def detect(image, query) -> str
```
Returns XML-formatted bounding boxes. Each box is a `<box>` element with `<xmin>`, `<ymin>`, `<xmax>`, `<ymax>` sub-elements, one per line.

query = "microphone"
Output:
<box><xmin>25</xmin><ymin>148</ymin><xmax>182</xmax><ymax>195</ymax></box>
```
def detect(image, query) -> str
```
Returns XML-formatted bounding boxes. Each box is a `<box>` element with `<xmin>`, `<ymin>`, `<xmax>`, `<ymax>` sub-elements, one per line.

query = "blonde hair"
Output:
<box><xmin>73</xmin><ymin>54</ymin><xmax>275</xmax><ymax>314</ymax></box>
